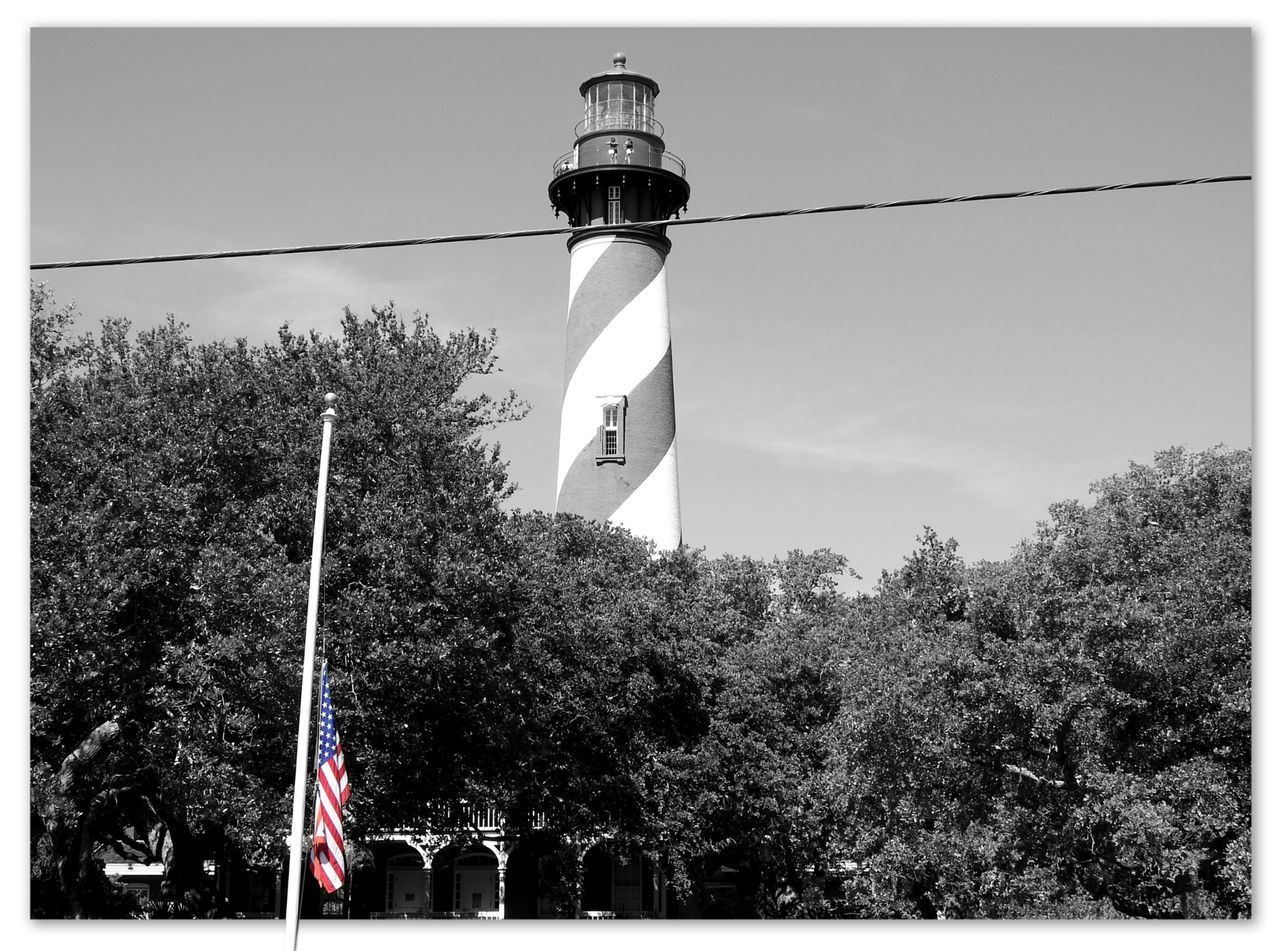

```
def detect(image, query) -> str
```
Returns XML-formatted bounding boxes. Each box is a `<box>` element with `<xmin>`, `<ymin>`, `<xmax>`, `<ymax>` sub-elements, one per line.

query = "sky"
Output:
<box><xmin>27</xmin><ymin>26</ymin><xmax>1252</xmax><ymax>593</ymax></box>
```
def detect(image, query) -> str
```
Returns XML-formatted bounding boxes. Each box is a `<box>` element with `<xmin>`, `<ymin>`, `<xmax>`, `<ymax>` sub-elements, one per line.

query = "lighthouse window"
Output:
<box><xmin>603</xmin><ymin>404</ymin><xmax>619</xmax><ymax>454</ymax></box>
<box><xmin>598</xmin><ymin>400</ymin><xmax>625</xmax><ymax>462</ymax></box>
<box><xmin>607</xmin><ymin>185</ymin><xmax>622</xmax><ymax>225</ymax></box>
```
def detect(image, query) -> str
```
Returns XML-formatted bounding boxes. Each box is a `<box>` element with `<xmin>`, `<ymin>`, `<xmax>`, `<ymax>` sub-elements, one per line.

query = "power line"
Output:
<box><xmin>30</xmin><ymin>175</ymin><xmax>1251</xmax><ymax>271</ymax></box>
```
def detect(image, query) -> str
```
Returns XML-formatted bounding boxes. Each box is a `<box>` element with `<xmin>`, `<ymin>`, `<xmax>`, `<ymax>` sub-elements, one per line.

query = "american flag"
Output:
<box><xmin>310</xmin><ymin>661</ymin><xmax>351</xmax><ymax>893</ymax></box>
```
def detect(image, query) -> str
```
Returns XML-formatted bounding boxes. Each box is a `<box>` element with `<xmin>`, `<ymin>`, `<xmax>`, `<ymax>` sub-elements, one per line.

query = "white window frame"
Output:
<box><xmin>596</xmin><ymin>396</ymin><xmax>627</xmax><ymax>463</ymax></box>
<box><xmin>606</xmin><ymin>184</ymin><xmax>622</xmax><ymax>224</ymax></box>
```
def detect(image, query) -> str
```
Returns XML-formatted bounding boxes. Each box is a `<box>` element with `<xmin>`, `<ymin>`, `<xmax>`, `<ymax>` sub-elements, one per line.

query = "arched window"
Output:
<box><xmin>597</xmin><ymin>397</ymin><xmax>626</xmax><ymax>463</ymax></box>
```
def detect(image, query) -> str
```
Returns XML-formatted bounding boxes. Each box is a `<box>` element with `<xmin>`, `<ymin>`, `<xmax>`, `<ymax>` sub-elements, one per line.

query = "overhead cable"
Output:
<box><xmin>30</xmin><ymin>175</ymin><xmax>1251</xmax><ymax>271</ymax></box>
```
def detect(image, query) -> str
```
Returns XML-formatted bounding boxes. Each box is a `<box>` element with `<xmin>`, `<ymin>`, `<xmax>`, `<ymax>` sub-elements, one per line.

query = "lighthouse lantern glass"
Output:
<box><xmin>583</xmin><ymin>80</ymin><xmax>655</xmax><ymax>136</ymax></box>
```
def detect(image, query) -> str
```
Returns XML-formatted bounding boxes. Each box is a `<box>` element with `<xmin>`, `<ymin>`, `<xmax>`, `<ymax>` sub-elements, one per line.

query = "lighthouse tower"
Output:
<box><xmin>548</xmin><ymin>53</ymin><xmax>691</xmax><ymax>551</ymax></box>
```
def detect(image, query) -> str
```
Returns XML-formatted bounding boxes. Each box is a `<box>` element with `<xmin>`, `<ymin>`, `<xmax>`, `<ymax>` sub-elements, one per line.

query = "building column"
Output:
<box><xmin>480</xmin><ymin>839</ymin><xmax>516</xmax><ymax>919</ymax></box>
<box><xmin>653</xmin><ymin>863</ymin><xmax>667</xmax><ymax>918</ymax></box>
<box><xmin>568</xmin><ymin>833</ymin><xmax>606</xmax><ymax>918</ymax></box>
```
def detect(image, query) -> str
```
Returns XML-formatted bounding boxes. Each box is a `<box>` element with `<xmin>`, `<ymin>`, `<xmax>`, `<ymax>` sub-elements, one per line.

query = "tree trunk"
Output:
<box><xmin>37</xmin><ymin>720</ymin><xmax>122</xmax><ymax>918</ymax></box>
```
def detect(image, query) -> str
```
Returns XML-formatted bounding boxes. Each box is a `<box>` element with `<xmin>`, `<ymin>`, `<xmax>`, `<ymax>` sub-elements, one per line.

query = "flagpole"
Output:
<box><xmin>285</xmin><ymin>392</ymin><xmax>338</xmax><ymax>951</ymax></box>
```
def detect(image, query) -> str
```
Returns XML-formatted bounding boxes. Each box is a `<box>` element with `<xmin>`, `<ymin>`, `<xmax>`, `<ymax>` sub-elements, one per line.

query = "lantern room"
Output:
<box><xmin>549</xmin><ymin>53</ymin><xmax>690</xmax><ymax>234</ymax></box>
<box><xmin>579</xmin><ymin>65</ymin><xmax>660</xmax><ymax>139</ymax></box>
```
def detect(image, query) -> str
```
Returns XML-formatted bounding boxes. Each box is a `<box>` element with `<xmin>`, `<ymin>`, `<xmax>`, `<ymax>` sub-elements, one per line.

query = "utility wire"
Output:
<box><xmin>30</xmin><ymin>175</ymin><xmax>1251</xmax><ymax>271</ymax></box>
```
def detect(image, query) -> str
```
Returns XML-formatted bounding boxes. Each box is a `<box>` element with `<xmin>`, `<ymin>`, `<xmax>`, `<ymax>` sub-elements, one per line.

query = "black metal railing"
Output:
<box><xmin>552</xmin><ymin>144</ymin><xmax>687</xmax><ymax>179</ymax></box>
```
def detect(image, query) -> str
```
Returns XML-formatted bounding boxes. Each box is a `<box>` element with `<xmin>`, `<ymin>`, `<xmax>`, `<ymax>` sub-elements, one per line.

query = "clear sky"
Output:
<box><xmin>29</xmin><ymin>26</ymin><xmax>1252</xmax><ymax>591</ymax></box>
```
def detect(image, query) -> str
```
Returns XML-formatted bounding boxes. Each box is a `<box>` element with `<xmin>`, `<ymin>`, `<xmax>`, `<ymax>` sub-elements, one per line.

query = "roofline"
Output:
<box><xmin>578</xmin><ymin>68</ymin><xmax>660</xmax><ymax>98</ymax></box>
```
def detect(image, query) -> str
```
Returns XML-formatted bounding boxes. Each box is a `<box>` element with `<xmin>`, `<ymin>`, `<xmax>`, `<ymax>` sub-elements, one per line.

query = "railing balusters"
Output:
<box><xmin>552</xmin><ymin>144</ymin><xmax>686</xmax><ymax>179</ymax></box>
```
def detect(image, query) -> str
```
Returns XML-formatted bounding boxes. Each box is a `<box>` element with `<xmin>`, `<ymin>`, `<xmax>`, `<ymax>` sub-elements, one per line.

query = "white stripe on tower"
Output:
<box><xmin>609</xmin><ymin>441</ymin><xmax>680</xmax><ymax>545</ymax></box>
<box><xmin>555</xmin><ymin>231</ymin><xmax>680</xmax><ymax>550</ymax></box>
<box><xmin>565</xmin><ymin>233</ymin><xmax>612</xmax><ymax>309</ymax></box>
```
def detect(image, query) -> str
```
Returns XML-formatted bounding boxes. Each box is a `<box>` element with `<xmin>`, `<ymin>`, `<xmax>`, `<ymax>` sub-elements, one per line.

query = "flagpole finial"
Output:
<box><xmin>322</xmin><ymin>391</ymin><xmax>338</xmax><ymax>422</ymax></box>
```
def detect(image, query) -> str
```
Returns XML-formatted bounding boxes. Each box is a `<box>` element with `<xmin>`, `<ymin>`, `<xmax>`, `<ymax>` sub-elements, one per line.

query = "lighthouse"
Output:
<box><xmin>548</xmin><ymin>53</ymin><xmax>690</xmax><ymax>551</ymax></box>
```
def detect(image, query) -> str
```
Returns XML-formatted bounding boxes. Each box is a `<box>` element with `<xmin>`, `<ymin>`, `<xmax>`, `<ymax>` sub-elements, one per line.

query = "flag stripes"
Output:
<box><xmin>311</xmin><ymin>661</ymin><xmax>351</xmax><ymax>894</ymax></box>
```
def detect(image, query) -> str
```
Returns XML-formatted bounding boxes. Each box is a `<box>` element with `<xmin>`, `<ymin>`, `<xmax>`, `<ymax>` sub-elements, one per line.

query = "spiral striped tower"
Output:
<box><xmin>548</xmin><ymin>53</ymin><xmax>691</xmax><ymax>551</ymax></box>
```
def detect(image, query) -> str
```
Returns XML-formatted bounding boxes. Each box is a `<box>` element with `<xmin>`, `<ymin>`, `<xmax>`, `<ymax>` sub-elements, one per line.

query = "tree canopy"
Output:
<box><xmin>29</xmin><ymin>284</ymin><xmax>1250</xmax><ymax>919</ymax></box>
<box><xmin>30</xmin><ymin>286</ymin><xmax>524</xmax><ymax>915</ymax></box>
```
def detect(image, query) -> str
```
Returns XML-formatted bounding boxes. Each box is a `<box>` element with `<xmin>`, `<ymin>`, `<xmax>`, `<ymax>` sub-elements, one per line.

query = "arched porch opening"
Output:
<box><xmin>503</xmin><ymin>828</ymin><xmax>562</xmax><ymax>919</ymax></box>
<box><xmin>359</xmin><ymin>836</ymin><xmax>449</xmax><ymax>918</ymax></box>
<box><xmin>432</xmin><ymin>841</ymin><xmax>500</xmax><ymax>917</ymax></box>
<box><xmin>384</xmin><ymin>851</ymin><xmax>429</xmax><ymax>916</ymax></box>
<box><xmin>581</xmin><ymin>841</ymin><xmax>661</xmax><ymax>918</ymax></box>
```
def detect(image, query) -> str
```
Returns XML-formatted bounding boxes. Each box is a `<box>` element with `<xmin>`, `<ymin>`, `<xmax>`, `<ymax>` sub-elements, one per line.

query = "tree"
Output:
<box><xmin>812</xmin><ymin>445</ymin><xmax>1250</xmax><ymax>920</ymax></box>
<box><xmin>817</xmin><ymin>450</ymin><xmax>1250</xmax><ymax>918</ymax></box>
<box><xmin>817</xmin><ymin>530</ymin><xmax>1023</xmax><ymax>918</ymax></box>
<box><xmin>30</xmin><ymin>285</ymin><xmax>524</xmax><ymax>916</ymax></box>
<box><xmin>963</xmin><ymin>447</ymin><xmax>1251</xmax><ymax>917</ymax></box>
<box><xmin>639</xmin><ymin>549</ymin><xmax>857</xmax><ymax>917</ymax></box>
<box><xmin>31</xmin><ymin>279</ymin><xmax>1249</xmax><ymax>919</ymax></box>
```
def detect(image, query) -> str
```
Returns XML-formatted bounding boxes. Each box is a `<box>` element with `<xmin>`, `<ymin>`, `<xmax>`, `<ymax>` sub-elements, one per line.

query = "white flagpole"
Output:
<box><xmin>285</xmin><ymin>393</ymin><xmax>338</xmax><ymax>951</ymax></box>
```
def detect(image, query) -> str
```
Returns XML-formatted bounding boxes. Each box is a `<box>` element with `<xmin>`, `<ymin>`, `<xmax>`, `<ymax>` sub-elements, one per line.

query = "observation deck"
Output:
<box><xmin>548</xmin><ymin>53</ymin><xmax>690</xmax><ymax>231</ymax></box>
<box><xmin>551</xmin><ymin>142</ymin><xmax>686</xmax><ymax>179</ymax></box>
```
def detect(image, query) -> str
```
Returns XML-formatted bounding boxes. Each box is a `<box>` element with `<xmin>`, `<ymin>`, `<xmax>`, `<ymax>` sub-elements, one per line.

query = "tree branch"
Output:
<box><xmin>1002</xmin><ymin>763</ymin><xmax>1064</xmax><ymax>787</ymax></box>
<box><xmin>57</xmin><ymin>720</ymin><xmax>121</xmax><ymax>793</ymax></box>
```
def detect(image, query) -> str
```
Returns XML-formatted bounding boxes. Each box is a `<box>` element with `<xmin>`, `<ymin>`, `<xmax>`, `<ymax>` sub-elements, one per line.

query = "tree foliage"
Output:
<box><xmin>30</xmin><ymin>284</ymin><xmax>1250</xmax><ymax>918</ymax></box>
<box><xmin>30</xmin><ymin>286</ymin><xmax>523</xmax><ymax>916</ymax></box>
